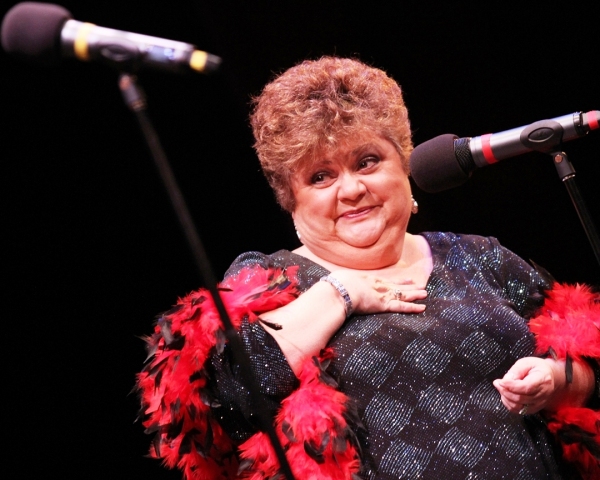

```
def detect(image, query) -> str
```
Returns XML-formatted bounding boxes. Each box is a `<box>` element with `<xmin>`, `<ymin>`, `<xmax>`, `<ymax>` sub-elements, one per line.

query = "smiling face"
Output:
<box><xmin>291</xmin><ymin>132</ymin><xmax>412</xmax><ymax>269</ymax></box>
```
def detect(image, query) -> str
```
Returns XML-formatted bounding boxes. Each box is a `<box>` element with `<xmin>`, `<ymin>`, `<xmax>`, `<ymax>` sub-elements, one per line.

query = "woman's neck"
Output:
<box><xmin>293</xmin><ymin>233</ymin><xmax>433</xmax><ymax>283</ymax></box>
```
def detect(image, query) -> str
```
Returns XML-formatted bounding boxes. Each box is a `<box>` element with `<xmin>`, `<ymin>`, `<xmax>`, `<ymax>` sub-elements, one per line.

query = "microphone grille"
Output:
<box><xmin>410</xmin><ymin>133</ymin><xmax>470</xmax><ymax>193</ymax></box>
<box><xmin>2</xmin><ymin>2</ymin><xmax>72</xmax><ymax>66</ymax></box>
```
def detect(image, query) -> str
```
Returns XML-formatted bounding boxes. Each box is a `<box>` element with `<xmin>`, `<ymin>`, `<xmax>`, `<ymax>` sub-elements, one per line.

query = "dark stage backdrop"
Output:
<box><xmin>1</xmin><ymin>1</ymin><xmax>598</xmax><ymax>478</ymax></box>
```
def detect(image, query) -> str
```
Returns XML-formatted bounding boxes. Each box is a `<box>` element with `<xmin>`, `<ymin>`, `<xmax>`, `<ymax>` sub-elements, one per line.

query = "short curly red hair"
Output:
<box><xmin>250</xmin><ymin>56</ymin><xmax>413</xmax><ymax>212</ymax></box>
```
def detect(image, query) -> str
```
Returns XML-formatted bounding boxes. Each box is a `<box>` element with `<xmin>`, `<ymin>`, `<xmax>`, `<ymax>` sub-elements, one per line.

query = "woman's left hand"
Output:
<box><xmin>493</xmin><ymin>357</ymin><xmax>562</xmax><ymax>415</ymax></box>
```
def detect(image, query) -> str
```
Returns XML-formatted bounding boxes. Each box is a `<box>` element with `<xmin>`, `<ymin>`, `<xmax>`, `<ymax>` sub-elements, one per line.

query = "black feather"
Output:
<box><xmin>557</xmin><ymin>424</ymin><xmax>600</xmax><ymax>459</ymax></box>
<box><xmin>237</xmin><ymin>459</ymin><xmax>253</xmax><ymax>475</ymax></box>
<box><xmin>189</xmin><ymin>307</ymin><xmax>202</xmax><ymax>321</ymax></box>
<box><xmin>151</xmin><ymin>432</ymin><xmax>162</xmax><ymax>457</ymax></box>
<box><xmin>281</xmin><ymin>420</ymin><xmax>298</xmax><ymax>443</ymax></box>
<box><xmin>566</xmin><ymin>354</ymin><xmax>573</xmax><ymax>384</ymax></box>
<box><xmin>145</xmin><ymin>355</ymin><xmax>168</xmax><ymax>376</ymax></box>
<box><xmin>178</xmin><ymin>433</ymin><xmax>193</xmax><ymax>455</ymax></box>
<box><xmin>258</xmin><ymin>317</ymin><xmax>283</xmax><ymax>330</ymax></box>
<box><xmin>333</xmin><ymin>434</ymin><xmax>347</xmax><ymax>453</ymax></box>
<box><xmin>152</xmin><ymin>371</ymin><xmax>163</xmax><ymax>392</ymax></box>
<box><xmin>318</xmin><ymin>369</ymin><xmax>339</xmax><ymax>388</ymax></box>
<box><xmin>215</xmin><ymin>329</ymin><xmax>227</xmax><ymax>354</ymax></box>
<box><xmin>165</xmin><ymin>333</ymin><xmax>186</xmax><ymax>351</ymax></box>
<box><xmin>171</xmin><ymin>399</ymin><xmax>181</xmax><ymax>417</ymax></box>
<box><xmin>189</xmin><ymin>369</ymin><xmax>205</xmax><ymax>383</ymax></box>
<box><xmin>304</xmin><ymin>437</ymin><xmax>327</xmax><ymax>464</ymax></box>
<box><xmin>167</xmin><ymin>418</ymin><xmax>184</xmax><ymax>439</ymax></box>
<box><xmin>158</xmin><ymin>316</ymin><xmax>174</xmax><ymax>345</ymax></box>
<box><xmin>142</xmin><ymin>333</ymin><xmax>161</xmax><ymax>361</ymax></box>
<box><xmin>192</xmin><ymin>295</ymin><xmax>207</xmax><ymax>306</ymax></box>
<box><xmin>144</xmin><ymin>422</ymin><xmax>160</xmax><ymax>435</ymax></box>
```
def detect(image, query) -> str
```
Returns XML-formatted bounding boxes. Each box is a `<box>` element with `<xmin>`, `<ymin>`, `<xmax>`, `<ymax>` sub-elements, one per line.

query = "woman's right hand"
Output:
<box><xmin>330</xmin><ymin>269</ymin><xmax>427</xmax><ymax>316</ymax></box>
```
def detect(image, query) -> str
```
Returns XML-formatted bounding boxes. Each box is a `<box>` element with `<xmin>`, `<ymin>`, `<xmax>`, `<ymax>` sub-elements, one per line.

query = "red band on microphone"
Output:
<box><xmin>481</xmin><ymin>133</ymin><xmax>498</xmax><ymax>164</ymax></box>
<box><xmin>586</xmin><ymin>111</ymin><xmax>599</xmax><ymax>130</ymax></box>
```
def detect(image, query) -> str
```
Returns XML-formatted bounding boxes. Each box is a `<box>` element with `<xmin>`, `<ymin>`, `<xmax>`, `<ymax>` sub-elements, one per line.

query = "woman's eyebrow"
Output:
<box><xmin>351</xmin><ymin>143</ymin><xmax>379</xmax><ymax>155</ymax></box>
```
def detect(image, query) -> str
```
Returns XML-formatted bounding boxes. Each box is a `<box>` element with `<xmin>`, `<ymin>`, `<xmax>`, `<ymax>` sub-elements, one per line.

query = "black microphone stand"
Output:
<box><xmin>549</xmin><ymin>149</ymin><xmax>600</xmax><ymax>268</ymax></box>
<box><xmin>118</xmin><ymin>73</ymin><xmax>296</xmax><ymax>480</ymax></box>
<box><xmin>519</xmin><ymin>117</ymin><xmax>600</xmax><ymax>268</ymax></box>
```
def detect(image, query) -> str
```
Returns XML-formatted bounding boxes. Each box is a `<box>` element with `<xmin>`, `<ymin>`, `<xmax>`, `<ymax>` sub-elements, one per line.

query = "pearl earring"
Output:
<box><xmin>411</xmin><ymin>196</ymin><xmax>419</xmax><ymax>214</ymax></box>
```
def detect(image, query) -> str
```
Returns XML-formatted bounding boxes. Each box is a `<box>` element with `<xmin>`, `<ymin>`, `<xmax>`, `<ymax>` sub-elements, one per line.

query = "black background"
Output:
<box><xmin>1</xmin><ymin>1</ymin><xmax>599</xmax><ymax>478</ymax></box>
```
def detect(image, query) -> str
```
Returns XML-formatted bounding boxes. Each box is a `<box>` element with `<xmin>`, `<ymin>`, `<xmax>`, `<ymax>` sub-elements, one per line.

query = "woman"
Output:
<box><xmin>138</xmin><ymin>57</ymin><xmax>599</xmax><ymax>479</ymax></box>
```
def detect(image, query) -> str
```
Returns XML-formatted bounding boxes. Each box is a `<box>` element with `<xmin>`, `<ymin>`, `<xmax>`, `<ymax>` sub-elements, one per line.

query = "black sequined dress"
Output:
<box><xmin>209</xmin><ymin>232</ymin><xmax>566</xmax><ymax>479</ymax></box>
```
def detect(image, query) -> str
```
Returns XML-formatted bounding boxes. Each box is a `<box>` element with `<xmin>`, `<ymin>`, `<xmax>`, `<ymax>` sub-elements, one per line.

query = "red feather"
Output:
<box><xmin>238</xmin><ymin>349</ymin><xmax>361</xmax><ymax>480</ymax></box>
<box><xmin>137</xmin><ymin>265</ymin><xmax>300</xmax><ymax>479</ymax></box>
<box><xmin>546</xmin><ymin>406</ymin><xmax>600</xmax><ymax>479</ymax></box>
<box><xmin>529</xmin><ymin>283</ymin><xmax>600</xmax><ymax>360</ymax></box>
<box><xmin>529</xmin><ymin>283</ymin><xmax>600</xmax><ymax>479</ymax></box>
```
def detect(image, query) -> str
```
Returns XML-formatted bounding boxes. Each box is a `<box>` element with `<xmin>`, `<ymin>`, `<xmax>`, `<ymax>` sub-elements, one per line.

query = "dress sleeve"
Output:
<box><xmin>207</xmin><ymin>317</ymin><xmax>298</xmax><ymax>442</ymax></box>
<box><xmin>478</xmin><ymin>236</ymin><xmax>550</xmax><ymax>316</ymax></box>
<box><xmin>207</xmin><ymin>250</ymin><xmax>301</xmax><ymax>441</ymax></box>
<box><xmin>208</xmin><ymin>252</ymin><xmax>363</xmax><ymax>479</ymax></box>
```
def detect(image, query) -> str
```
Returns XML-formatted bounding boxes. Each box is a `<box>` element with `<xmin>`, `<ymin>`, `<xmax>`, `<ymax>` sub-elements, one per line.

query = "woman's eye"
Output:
<box><xmin>310</xmin><ymin>172</ymin><xmax>328</xmax><ymax>184</ymax></box>
<box><xmin>358</xmin><ymin>156</ymin><xmax>379</xmax><ymax>170</ymax></box>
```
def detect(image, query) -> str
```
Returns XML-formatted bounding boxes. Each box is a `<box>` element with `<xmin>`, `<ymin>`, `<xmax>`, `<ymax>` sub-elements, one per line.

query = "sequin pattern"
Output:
<box><xmin>209</xmin><ymin>232</ymin><xmax>563</xmax><ymax>479</ymax></box>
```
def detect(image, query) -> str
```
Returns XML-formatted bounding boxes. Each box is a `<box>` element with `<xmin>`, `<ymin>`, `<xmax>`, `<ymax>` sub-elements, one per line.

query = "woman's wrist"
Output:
<box><xmin>543</xmin><ymin>357</ymin><xmax>595</xmax><ymax>411</ymax></box>
<box><xmin>319</xmin><ymin>275</ymin><xmax>354</xmax><ymax>317</ymax></box>
<box><xmin>544</xmin><ymin>357</ymin><xmax>567</xmax><ymax>389</ymax></box>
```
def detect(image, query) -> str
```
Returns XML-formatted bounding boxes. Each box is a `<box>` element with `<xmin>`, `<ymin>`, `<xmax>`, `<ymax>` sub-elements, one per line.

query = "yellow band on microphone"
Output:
<box><xmin>189</xmin><ymin>50</ymin><xmax>208</xmax><ymax>72</ymax></box>
<box><xmin>74</xmin><ymin>23</ymin><xmax>96</xmax><ymax>61</ymax></box>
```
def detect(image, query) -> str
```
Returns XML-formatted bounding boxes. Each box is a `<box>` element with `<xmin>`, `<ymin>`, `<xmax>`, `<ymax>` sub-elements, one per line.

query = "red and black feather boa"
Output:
<box><xmin>528</xmin><ymin>283</ymin><xmax>600</xmax><ymax>479</ymax></box>
<box><xmin>137</xmin><ymin>266</ymin><xmax>599</xmax><ymax>479</ymax></box>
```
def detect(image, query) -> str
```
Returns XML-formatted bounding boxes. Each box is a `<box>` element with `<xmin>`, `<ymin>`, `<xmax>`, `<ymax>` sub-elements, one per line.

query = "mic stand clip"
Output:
<box><xmin>548</xmin><ymin>149</ymin><xmax>600</xmax><ymax>269</ymax></box>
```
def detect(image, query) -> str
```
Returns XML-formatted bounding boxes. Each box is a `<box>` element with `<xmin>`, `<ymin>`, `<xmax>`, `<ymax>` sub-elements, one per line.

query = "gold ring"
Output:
<box><xmin>518</xmin><ymin>404</ymin><xmax>529</xmax><ymax>416</ymax></box>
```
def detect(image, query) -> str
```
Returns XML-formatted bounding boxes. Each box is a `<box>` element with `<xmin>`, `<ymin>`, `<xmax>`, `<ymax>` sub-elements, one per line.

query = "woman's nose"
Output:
<box><xmin>337</xmin><ymin>173</ymin><xmax>366</xmax><ymax>200</ymax></box>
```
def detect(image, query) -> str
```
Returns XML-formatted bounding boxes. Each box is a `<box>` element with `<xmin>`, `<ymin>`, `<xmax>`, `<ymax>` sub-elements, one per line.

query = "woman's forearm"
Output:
<box><xmin>259</xmin><ymin>280</ymin><xmax>347</xmax><ymax>374</ymax></box>
<box><xmin>543</xmin><ymin>358</ymin><xmax>595</xmax><ymax>412</ymax></box>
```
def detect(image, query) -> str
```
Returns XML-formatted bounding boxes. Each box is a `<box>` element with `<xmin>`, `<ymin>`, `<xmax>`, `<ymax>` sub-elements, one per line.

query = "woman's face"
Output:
<box><xmin>291</xmin><ymin>133</ymin><xmax>412</xmax><ymax>269</ymax></box>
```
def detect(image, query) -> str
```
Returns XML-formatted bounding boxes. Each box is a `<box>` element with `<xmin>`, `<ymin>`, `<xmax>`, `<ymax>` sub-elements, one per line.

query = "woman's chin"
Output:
<box><xmin>335</xmin><ymin>232</ymin><xmax>381</xmax><ymax>249</ymax></box>
<box><xmin>336</xmin><ymin>224</ymin><xmax>386</xmax><ymax>248</ymax></box>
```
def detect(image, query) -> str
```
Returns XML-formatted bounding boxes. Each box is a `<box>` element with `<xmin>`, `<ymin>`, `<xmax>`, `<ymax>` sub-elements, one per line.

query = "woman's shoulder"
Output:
<box><xmin>422</xmin><ymin>231</ymin><xmax>549</xmax><ymax>293</ymax></box>
<box><xmin>421</xmin><ymin>231</ymin><xmax>503</xmax><ymax>253</ymax></box>
<box><xmin>224</xmin><ymin>249</ymin><xmax>293</xmax><ymax>276</ymax></box>
<box><xmin>226</xmin><ymin>249</ymin><xmax>325</xmax><ymax>275</ymax></box>
<box><xmin>224</xmin><ymin>249</ymin><xmax>329</xmax><ymax>291</ymax></box>
<box><xmin>421</xmin><ymin>231</ymin><xmax>535</xmax><ymax>274</ymax></box>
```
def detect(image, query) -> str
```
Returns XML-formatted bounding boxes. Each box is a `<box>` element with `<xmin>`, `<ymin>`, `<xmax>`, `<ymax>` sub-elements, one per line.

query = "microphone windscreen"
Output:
<box><xmin>1</xmin><ymin>2</ymin><xmax>71</xmax><ymax>65</ymax></box>
<box><xmin>410</xmin><ymin>134</ymin><xmax>469</xmax><ymax>193</ymax></box>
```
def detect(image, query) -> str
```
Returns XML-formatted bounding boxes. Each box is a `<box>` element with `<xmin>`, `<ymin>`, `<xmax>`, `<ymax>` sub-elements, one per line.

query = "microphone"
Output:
<box><xmin>1</xmin><ymin>2</ymin><xmax>221</xmax><ymax>74</ymax></box>
<box><xmin>410</xmin><ymin>110</ymin><xmax>600</xmax><ymax>193</ymax></box>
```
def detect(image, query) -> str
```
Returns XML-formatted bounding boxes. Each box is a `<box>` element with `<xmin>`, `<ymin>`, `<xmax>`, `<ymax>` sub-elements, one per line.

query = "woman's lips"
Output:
<box><xmin>339</xmin><ymin>206</ymin><xmax>375</xmax><ymax>219</ymax></box>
